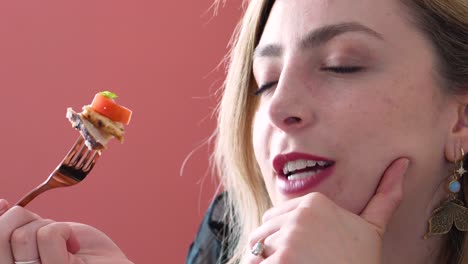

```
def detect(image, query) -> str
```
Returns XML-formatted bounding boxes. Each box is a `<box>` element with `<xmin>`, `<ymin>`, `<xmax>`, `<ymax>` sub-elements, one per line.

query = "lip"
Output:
<box><xmin>272</xmin><ymin>152</ymin><xmax>335</xmax><ymax>195</ymax></box>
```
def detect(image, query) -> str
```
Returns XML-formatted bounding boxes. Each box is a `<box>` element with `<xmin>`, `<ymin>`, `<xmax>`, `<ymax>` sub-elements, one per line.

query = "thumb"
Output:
<box><xmin>360</xmin><ymin>158</ymin><xmax>410</xmax><ymax>235</ymax></box>
<box><xmin>37</xmin><ymin>222</ymin><xmax>81</xmax><ymax>264</ymax></box>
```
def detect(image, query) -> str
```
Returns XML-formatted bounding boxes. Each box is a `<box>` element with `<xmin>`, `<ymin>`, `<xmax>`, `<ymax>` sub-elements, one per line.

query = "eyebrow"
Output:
<box><xmin>253</xmin><ymin>22</ymin><xmax>383</xmax><ymax>59</ymax></box>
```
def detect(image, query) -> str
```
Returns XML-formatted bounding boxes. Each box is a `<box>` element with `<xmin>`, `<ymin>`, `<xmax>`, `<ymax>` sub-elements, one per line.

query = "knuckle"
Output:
<box><xmin>11</xmin><ymin>228</ymin><xmax>34</xmax><ymax>247</ymax></box>
<box><xmin>292</xmin><ymin>201</ymin><xmax>318</xmax><ymax>224</ymax></box>
<box><xmin>36</xmin><ymin>221</ymin><xmax>61</xmax><ymax>242</ymax></box>
<box><xmin>292</xmin><ymin>208</ymin><xmax>309</xmax><ymax>224</ymax></box>
<box><xmin>303</xmin><ymin>192</ymin><xmax>327</xmax><ymax>205</ymax></box>
<box><xmin>8</xmin><ymin>206</ymin><xmax>26</xmax><ymax>215</ymax></box>
<box><xmin>298</xmin><ymin>193</ymin><xmax>334</xmax><ymax>217</ymax></box>
<box><xmin>37</xmin><ymin>222</ymin><xmax>57</xmax><ymax>241</ymax></box>
<box><xmin>6</xmin><ymin>206</ymin><xmax>39</xmax><ymax>220</ymax></box>
<box><xmin>0</xmin><ymin>207</ymin><xmax>30</xmax><ymax>240</ymax></box>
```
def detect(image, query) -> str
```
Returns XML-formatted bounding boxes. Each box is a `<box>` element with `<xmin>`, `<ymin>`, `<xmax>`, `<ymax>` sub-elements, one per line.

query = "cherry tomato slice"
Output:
<box><xmin>91</xmin><ymin>93</ymin><xmax>132</xmax><ymax>125</ymax></box>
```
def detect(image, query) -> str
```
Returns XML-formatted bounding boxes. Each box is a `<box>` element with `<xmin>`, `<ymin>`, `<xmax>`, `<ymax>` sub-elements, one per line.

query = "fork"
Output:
<box><xmin>16</xmin><ymin>136</ymin><xmax>101</xmax><ymax>207</ymax></box>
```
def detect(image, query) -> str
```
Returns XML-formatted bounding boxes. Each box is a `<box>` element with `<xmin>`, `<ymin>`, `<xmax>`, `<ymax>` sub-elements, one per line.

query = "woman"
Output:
<box><xmin>188</xmin><ymin>0</ymin><xmax>468</xmax><ymax>263</ymax></box>
<box><xmin>2</xmin><ymin>0</ymin><xmax>468</xmax><ymax>263</ymax></box>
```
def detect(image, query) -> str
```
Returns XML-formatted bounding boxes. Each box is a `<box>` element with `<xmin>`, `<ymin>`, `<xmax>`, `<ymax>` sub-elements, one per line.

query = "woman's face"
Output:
<box><xmin>252</xmin><ymin>0</ymin><xmax>457</xmax><ymax>218</ymax></box>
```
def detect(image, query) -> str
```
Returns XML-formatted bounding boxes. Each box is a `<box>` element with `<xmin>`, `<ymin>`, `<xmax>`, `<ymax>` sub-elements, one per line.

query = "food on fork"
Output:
<box><xmin>66</xmin><ymin>91</ymin><xmax>132</xmax><ymax>150</ymax></box>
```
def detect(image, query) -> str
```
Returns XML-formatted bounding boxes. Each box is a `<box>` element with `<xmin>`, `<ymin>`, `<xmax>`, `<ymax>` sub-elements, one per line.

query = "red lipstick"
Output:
<box><xmin>273</xmin><ymin>152</ymin><xmax>335</xmax><ymax>195</ymax></box>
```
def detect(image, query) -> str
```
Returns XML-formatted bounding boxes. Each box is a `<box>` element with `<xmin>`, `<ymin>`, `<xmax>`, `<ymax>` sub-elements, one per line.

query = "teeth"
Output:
<box><xmin>317</xmin><ymin>161</ymin><xmax>326</xmax><ymax>166</ymax></box>
<box><xmin>287</xmin><ymin>170</ymin><xmax>319</xmax><ymax>180</ymax></box>
<box><xmin>282</xmin><ymin>159</ymin><xmax>330</xmax><ymax>175</ymax></box>
<box><xmin>298</xmin><ymin>160</ymin><xmax>307</xmax><ymax>168</ymax></box>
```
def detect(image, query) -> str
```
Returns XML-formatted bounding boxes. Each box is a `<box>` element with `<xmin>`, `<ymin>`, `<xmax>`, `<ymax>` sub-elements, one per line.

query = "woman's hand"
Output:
<box><xmin>0</xmin><ymin>201</ymin><xmax>133</xmax><ymax>264</ymax></box>
<box><xmin>245</xmin><ymin>158</ymin><xmax>410</xmax><ymax>264</ymax></box>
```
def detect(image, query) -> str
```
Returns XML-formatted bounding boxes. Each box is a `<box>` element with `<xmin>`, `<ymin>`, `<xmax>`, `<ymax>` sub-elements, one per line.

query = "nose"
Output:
<box><xmin>267</xmin><ymin>76</ymin><xmax>314</xmax><ymax>132</ymax></box>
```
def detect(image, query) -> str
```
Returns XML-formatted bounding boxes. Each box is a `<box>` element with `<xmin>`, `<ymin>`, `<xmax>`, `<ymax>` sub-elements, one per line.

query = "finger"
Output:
<box><xmin>360</xmin><ymin>158</ymin><xmax>410</xmax><ymax>235</ymax></box>
<box><xmin>244</xmin><ymin>253</ymin><xmax>264</xmax><ymax>264</ymax></box>
<box><xmin>244</xmin><ymin>245</ymin><xmax>265</xmax><ymax>264</ymax></box>
<box><xmin>261</xmin><ymin>253</ymin><xmax>282</xmax><ymax>264</ymax></box>
<box><xmin>37</xmin><ymin>222</ymin><xmax>78</xmax><ymax>264</ymax></box>
<box><xmin>262</xmin><ymin>231</ymin><xmax>279</xmax><ymax>258</ymax></box>
<box><xmin>248</xmin><ymin>231</ymin><xmax>280</xmax><ymax>261</ymax></box>
<box><xmin>0</xmin><ymin>199</ymin><xmax>10</xmax><ymax>215</ymax></box>
<box><xmin>0</xmin><ymin>206</ymin><xmax>41</xmax><ymax>264</ymax></box>
<box><xmin>244</xmin><ymin>254</ymin><xmax>263</xmax><ymax>264</ymax></box>
<box><xmin>262</xmin><ymin>197</ymin><xmax>304</xmax><ymax>223</ymax></box>
<box><xmin>248</xmin><ymin>213</ymin><xmax>288</xmax><ymax>249</ymax></box>
<box><xmin>11</xmin><ymin>219</ymin><xmax>54</xmax><ymax>262</ymax></box>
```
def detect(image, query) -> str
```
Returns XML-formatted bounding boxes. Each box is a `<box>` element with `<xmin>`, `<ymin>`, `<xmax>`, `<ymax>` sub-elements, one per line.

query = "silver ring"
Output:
<box><xmin>251</xmin><ymin>241</ymin><xmax>265</xmax><ymax>257</ymax></box>
<box><xmin>14</xmin><ymin>260</ymin><xmax>41</xmax><ymax>264</ymax></box>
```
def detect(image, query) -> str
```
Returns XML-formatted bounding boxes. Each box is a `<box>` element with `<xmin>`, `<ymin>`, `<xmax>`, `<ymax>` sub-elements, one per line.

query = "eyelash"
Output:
<box><xmin>254</xmin><ymin>66</ymin><xmax>364</xmax><ymax>96</ymax></box>
<box><xmin>254</xmin><ymin>81</ymin><xmax>278</xmax><ymax>96</ymax></box>
<box><xmin>320</xmin><ymin>66</ymin><xmax>364</xmax><ymax>74</ymax></box>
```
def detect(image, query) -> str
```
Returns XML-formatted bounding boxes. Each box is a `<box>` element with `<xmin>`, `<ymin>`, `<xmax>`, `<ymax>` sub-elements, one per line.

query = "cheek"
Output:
<box><xmin>316</xmin><ymin>93</ymin><xmax>406</xmax><ymax>212</ymax></box>
<box><xmin>327</xmin><ymin>82</ymin><xmax>446</xmax><ymax>212</ymax></box>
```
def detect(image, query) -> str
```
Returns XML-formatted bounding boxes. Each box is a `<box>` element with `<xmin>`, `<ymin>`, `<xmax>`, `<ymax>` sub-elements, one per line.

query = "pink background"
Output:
<box><xmin>0</xmin><ymin>1</ymin><xmax>241</xmax><ymax>263</ymax></box>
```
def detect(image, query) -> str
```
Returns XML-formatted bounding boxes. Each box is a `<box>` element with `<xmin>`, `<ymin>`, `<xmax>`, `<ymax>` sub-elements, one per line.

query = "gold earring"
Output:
<box><xmin>425</xmin><ymin>147</ymin><xmax>468</xmax><ymax>239</ymax></box>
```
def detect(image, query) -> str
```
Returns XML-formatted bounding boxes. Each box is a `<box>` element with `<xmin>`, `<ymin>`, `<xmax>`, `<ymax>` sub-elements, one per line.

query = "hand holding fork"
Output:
<box><xmin>0</xmin><ymin>137</ymin><xmax>134</xmax><ymax>264</ymax></box>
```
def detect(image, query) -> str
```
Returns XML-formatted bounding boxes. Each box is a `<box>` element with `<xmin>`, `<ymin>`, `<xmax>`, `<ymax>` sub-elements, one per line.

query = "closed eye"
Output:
<box><xmin>320</xmin><ymin>66</ymin><xmax>364</xmax><ymax>74</ymax></box>
<box><xmin>254</xmin><ymin>66</ymin><xmax>362</xmax><ymax>96</ymax></box>
<box><xmin>254</xmin><ymin>80</ymin><xmax>278</xmax><ymax>96</ymax></box>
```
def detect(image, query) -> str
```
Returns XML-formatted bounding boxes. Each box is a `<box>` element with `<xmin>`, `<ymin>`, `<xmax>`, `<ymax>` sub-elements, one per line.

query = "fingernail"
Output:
<box><xmin>402</xmin><ymin>158</ymin><xmax>410</xmax><ymax>171</ymax></box>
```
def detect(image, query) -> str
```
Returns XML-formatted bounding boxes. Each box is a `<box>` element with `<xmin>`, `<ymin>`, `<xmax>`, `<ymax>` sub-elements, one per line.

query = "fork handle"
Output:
<box><xmin>15</xmin><ymin>183</ymin><xmax>54</xmax><ymax>207</ymax></box>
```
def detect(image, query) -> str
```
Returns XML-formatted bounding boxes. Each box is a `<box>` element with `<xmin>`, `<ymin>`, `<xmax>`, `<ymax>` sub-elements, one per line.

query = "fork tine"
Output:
<box><xmin>75</xmin><ymin>149</ymin><xmax>93</xmax><ymax>170</ymax></box>
<box><xmin>82</xmin><ymin>151</ymin><xmax>101</xmax><ymax>172</ymax></box>
<box><xmin>62</xmin><ymin>137</ymin><xmax>85</xmax><ymax>164</ymax></box>
<box><xmin>69</xmin><ymin>142</ymin><xmax>88</xmax><ymax>167</ymax></box>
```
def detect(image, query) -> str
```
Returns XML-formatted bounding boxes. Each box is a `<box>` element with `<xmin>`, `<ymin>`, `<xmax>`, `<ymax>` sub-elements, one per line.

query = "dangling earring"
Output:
<box><xmin>425</xmin><ymin>147</ymin><xmax>468</xmax><ymax>239</ymax></box>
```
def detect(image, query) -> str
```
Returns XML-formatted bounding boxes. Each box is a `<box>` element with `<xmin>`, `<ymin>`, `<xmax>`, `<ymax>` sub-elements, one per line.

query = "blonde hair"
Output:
<box><xmin>212</xmin><ymin>0</ymin><xmax>468</xmax><ymax>263</ymax></box>
<box><xmin>213</xmin><ymin>0</ymin><xmax>273</xmax><ymax>262</ymax></box>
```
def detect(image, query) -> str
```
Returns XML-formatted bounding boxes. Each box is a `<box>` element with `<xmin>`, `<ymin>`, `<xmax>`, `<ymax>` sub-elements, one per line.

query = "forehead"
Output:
<box><xmin>259</xmin><ymin>0</ymin><xmax>406</xmax><ymax>46</ymax></box>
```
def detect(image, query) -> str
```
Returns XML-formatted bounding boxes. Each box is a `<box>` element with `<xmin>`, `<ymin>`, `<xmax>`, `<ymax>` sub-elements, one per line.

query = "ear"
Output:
<box><xmin>445</xmin><ymin>99</ymin><xmax>468</xmax><ymax>162</ymax></box>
